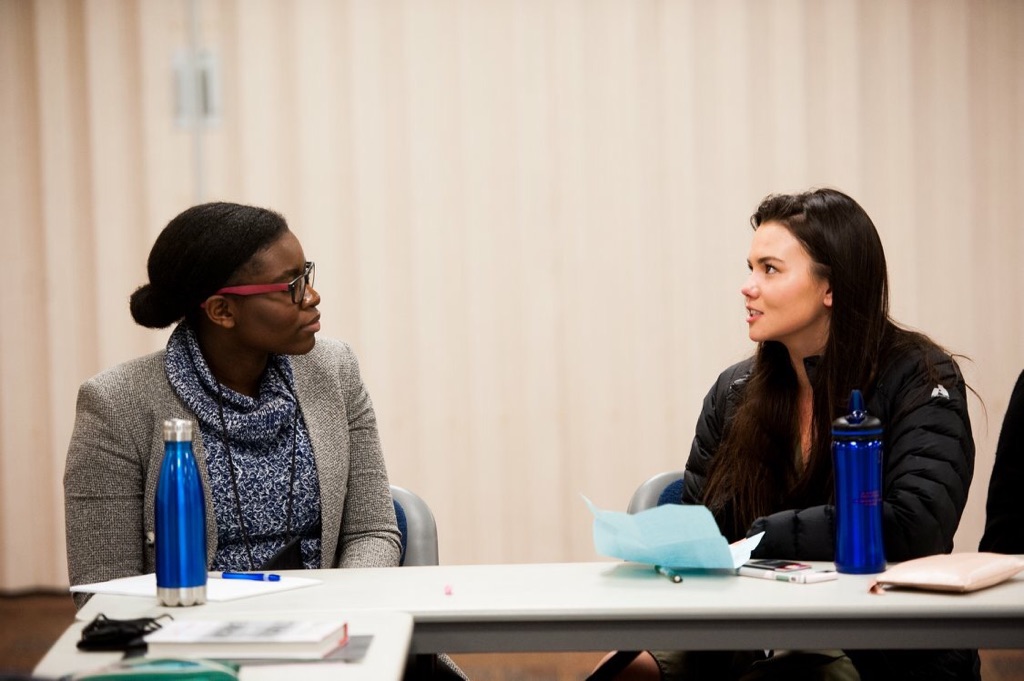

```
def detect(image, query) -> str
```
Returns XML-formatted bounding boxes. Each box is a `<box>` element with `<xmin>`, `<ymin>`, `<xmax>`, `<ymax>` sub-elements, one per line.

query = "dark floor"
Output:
<box><xmin>1</xmin><ymin>592</ymin><xmax>1021</xmax><ymax>680</ymax></box>
<box><xmin>1</xmin><ymin>592</ymin><xmax>77</xmax><ymax>680</ymax></box>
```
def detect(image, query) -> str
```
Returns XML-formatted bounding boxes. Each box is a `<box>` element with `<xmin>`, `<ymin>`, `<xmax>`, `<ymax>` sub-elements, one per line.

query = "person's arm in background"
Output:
<box><xmin>335</xmin><ymin>343</ymin><xmax>402</xmax><ymax>568</ymax></box>
<box><xmin>64</xmin><ymin>375</ymin><xmax>147</xmax><ymax>608</ymax></box>
<box><xmin>748</xmin><ymin>349</ymin><xmax>974</xmax><ymax>561</ymax></box>
<box><xmin>979</xmin><ymin>369</ymin><xmax>1024</xmax><ymax>553</ymax></box>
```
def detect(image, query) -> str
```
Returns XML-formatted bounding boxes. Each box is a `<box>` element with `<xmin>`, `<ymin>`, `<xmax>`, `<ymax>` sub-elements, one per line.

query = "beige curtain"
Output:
<box><xmin>1</xmin><ymin>0</ymin><xmax>1021</xmax><ymax>591</ymax></box>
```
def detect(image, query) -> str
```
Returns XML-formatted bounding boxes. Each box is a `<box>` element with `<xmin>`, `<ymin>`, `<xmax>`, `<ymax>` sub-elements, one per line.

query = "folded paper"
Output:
<box><xmin>585</xmin><ymin>496</ymin><xmax>763</xmax><ymax>569</ymax></box>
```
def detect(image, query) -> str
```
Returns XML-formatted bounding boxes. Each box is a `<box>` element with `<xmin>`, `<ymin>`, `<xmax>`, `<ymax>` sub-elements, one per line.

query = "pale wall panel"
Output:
<box><xmin>911</xmin><ymin>1</ymin><xmax>983</xmax><ymax>551</ymax></box>
<box><xmin>657</xmin><ymin>1</ymin><xmax>703</xmax><ymax>483</ymax></box>
<box><xmin>806</xmin><ymin>0</ymin><xmax>864</xmax><ymax>193</ymax></box>
<box><xmin>202</xmin><ymin>0</ymin><xmax>242</xmax><ymax>201</ymax></box>
<box><xmin>509</xmin><ymin>1</ymin><xmax>567</xmax><ymax>562</ymax></box>
<box><xmin>859</xmin><ymin>0</ymin><xmax>916</xmax><ymax>316</ymax></box>
<box><xmin>345</xmin><ymin>2</ymin><xmax>422</xmax><ymax>507</ymax></box>
<box><xmin>747</xmin><ymin>0</ymin><xmax>809</xmax><ymax>191</ymax></box>
<box><xmin>138</xmin><ymin>1</ymin><xmax>194</xmax><ymax>230</ymax></box>
<box><xmin>0</xmin><ymin>0</ymin><xmax>54</xmax><ymax>587</ymax></box>
<box><xmin>957</xmin><ymin>0</ymin><xmax>1024</xmax><ymax>550</ymax></box>
<box><xmin>402</xmin><ymin>0</ymin><xmax>467</xmax><ymax>525</ymax></box>
<box><xmin>290</xmin><ymin>0</ymin><xmax>358</xmax><ymax>352</ymax></box>
<box><xmin>83</xmin><ymin>0</ymin><xmax>153</xmax><ymax>369</ymax></box>
<box><xmin>35</xmin><ymin>0</ymin><xmax>97</xmax><ymax>586</ymax></box>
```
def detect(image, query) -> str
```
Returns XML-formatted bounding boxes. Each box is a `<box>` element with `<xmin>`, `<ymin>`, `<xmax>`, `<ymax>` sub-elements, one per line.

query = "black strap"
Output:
<box><xmin>77</xmin><ymin>613</ymin><xmax>172</xmax><ymax>651</ymax></box>
<box><xmin>585</xmin><ymin>650</ymin><xmax>643</xmax><ymax>681</ymax></box>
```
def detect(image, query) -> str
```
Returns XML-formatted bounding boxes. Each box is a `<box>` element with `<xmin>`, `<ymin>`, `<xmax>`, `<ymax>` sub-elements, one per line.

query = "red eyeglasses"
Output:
<box><xmin>211</xmin><ymin>261</ymin><xmax>315</xmax><ymax>305</ymax></box>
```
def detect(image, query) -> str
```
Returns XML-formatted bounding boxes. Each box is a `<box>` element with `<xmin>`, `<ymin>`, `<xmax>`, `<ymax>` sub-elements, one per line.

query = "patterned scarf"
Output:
<box><xmin>165</xmin><ymin>323</ymin><xmax>322</xmax><ymax>571</ymax></box>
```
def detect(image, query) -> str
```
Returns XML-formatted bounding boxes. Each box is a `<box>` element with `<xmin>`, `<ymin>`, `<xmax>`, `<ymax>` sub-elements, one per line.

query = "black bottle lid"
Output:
<box><xmin>832</xmin><ymin>390</ymin><xmax>883</xmax><ymax>437</ymax></box>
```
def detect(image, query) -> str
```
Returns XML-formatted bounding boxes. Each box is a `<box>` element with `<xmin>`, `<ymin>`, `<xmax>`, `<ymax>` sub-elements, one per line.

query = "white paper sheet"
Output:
<box><xmin>70</xmin><ymin>573</ymin><xmax>321</xmax><ymax>601</ymax></box>
<box><xmin>585</xmin><ymin>496</ymin><xmax>763</xmax><ymax>569</ymax></box>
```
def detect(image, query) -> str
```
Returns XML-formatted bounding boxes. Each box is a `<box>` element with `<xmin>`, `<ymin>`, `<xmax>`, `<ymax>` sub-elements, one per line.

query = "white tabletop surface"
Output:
<box><xmin>33</xmin><ymin>610</ymin><xmax>413</xmax><ymax>681</ymax></box>
<box><xmin>64</xmin><ymin>561</ymin><xmax>1024</xmax><ymax>655</ymax></box>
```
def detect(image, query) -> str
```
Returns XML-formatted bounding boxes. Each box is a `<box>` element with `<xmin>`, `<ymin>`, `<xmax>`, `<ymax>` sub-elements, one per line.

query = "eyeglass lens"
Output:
<box><xmin>291</xmin><ymin>262</ymin><xmax>315</xmax><ymax>304</ymax></box>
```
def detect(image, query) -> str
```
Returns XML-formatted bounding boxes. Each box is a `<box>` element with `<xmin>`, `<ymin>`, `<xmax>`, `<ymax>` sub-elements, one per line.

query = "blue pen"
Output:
<box><xmin>220</xmin><ymin>572</ymin><xmax>281</xmax><ymax>582</ymax></box>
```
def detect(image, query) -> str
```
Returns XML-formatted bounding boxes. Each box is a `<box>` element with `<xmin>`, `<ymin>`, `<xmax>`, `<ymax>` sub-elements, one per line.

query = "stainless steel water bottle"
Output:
<box><xmin>831</xmin><ymin>390</ymin><xmax>886</xmax><ymax>574</ymax></box>
<box><xmin>155</xmin><ymin>418</ymin><xmax>207</xmax><ymax>606</ymax></box>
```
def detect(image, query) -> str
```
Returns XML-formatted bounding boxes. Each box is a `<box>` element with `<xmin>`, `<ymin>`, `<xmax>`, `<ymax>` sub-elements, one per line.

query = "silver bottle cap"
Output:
<box><xmin>162</xmin><ymin>418</ymin><xmax>194</xmax><ymax>442</ymax></box>
<box><xmin>157</xmin><ymin>584</ymin><xmax>207</xmax><ymax>607</ymax></box>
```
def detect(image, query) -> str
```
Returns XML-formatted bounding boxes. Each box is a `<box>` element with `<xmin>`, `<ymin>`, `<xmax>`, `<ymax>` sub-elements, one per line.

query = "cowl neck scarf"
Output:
<box><xmin>164</xmin><ymin>322</ymin><xmax>322</xmax><ymax>571</ymax></box>
<box><xmin>165</xmin><ymin>323</ymin><xmax>297</xmax><ymax>439</ymax></box>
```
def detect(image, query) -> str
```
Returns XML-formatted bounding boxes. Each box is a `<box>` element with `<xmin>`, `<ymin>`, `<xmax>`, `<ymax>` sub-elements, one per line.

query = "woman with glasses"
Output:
<box><xmin>64</xmin><ymin>202</ymin><xmax>402</xmax><ymax>600</ymax></box>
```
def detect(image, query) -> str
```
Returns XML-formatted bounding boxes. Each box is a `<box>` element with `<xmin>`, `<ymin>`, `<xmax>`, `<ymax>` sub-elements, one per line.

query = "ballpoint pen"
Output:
<box><xmin>220</xmin><ymin>572</ymin><xmax>282</xmax><ymax>582</ymax></box>
<box><xmin>655</xmin><ymin>565</ymin><xmax>683</xmax><ymax>583</ymax></box>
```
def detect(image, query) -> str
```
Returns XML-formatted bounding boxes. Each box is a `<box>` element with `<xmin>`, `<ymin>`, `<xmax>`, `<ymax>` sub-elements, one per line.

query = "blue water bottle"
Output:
<box><xmin>155</xmin><ymin>418</ymin><xmax>207</xmax><ymax>606</ymax></box>
<box><xmin>831</xmin><ymin>390</ymin><xmax>886</xmax><ymax>574</ymax></box>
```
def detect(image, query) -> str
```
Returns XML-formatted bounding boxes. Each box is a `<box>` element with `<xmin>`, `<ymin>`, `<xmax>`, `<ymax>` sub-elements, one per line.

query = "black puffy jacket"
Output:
<box><xmin>682</xmin><ymin>346</ymin><xmax>974</xmax><ymax>560</ymax></box>
<box><xmin>681</xmin><ymin>346</ymin><xmax>980</xmax><ymax>681</ymax></box>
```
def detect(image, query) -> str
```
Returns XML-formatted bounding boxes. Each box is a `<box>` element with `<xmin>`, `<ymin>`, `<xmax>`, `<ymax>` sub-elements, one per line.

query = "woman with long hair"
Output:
<box><xmin>597</xmin><ymin>188</ymin><xmax>977</xmax><ymax>680</ymax></box>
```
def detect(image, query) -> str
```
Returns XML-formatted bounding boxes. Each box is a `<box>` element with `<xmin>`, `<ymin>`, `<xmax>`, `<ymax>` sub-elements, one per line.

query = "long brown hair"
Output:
<box><xmin>701</xmin><ymin>188</ymin><xmax>940</xmax><ymax>537</ymax></box>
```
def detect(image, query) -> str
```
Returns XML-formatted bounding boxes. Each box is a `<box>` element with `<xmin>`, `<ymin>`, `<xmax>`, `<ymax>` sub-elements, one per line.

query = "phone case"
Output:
<box><xmin>744</xmin><ymin>559</ymin><xmax>811</xmax><ymax>572</ymax></box>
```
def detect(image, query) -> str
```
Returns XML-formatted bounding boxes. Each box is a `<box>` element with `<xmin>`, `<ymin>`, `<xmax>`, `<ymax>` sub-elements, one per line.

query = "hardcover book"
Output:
<box><xmin>143</xmin><ymin>619</ymin><xmax>349</xmax><ymax>660</ymax></box>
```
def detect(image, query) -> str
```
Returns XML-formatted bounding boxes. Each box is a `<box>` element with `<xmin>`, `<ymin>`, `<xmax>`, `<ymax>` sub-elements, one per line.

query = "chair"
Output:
<box><xmin>626</xmin><ymin>470</ymin><xmax>686</xmax><ymax>514</ymax></box>
<box><xmin>390</xmin><ymin>484</ymin><xmax>440</xmax><ymax>566</ymax></box>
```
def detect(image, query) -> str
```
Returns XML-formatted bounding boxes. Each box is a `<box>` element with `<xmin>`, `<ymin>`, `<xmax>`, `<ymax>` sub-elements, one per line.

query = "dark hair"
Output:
<box><xmin>701</xmin><ymin>188</ymin><xmax>945</xmax><ymax>536</ymax></box>
<box><xmin>129</xmin><ymin>202</ymin><xmax>289</xmax><ymax>328</ymax></box>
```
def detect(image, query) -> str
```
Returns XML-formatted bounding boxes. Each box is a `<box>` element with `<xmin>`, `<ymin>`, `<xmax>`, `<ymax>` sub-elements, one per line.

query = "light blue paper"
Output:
<box><xmin>584</xmin><ymin>496</ymin><xmax>763</xmax><ymax>569</ymax></box>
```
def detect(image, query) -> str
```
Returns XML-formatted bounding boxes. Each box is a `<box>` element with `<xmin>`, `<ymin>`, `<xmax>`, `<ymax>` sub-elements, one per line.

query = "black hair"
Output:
<box><xmin>129</xmin><ymin>202</ymin><xmax>289</xmax><ymax>328</ymax></box>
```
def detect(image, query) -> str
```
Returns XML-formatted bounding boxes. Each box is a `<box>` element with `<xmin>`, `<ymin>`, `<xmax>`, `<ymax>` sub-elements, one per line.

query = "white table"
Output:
<box><xmin>33</xmin><ymin>610</ymin><xmax>413</xmax><ymax>681</ymax></box>
<box><xmin>59</xmin><ymin>561</ymin><xmax>1024</xmax><ymax>657</ymax></box>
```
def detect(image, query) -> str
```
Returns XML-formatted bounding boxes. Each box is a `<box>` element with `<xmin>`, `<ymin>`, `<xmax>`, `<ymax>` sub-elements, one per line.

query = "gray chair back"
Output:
<box><xmin>390</xmin><ymin>484</ymin><xmax>440</xmax><ymax>566</ymax></box>
<box><xmin>627</xmin><ymin>470</ymin><xmax>686</xmax><ymax>514</ymax></box>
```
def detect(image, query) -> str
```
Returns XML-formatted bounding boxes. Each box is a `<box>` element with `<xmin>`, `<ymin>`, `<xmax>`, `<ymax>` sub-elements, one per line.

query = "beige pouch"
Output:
<box><xmin>871</xmin><ymin>552</ymin><xmax>1024</xmax><ymax>594</ymax></box>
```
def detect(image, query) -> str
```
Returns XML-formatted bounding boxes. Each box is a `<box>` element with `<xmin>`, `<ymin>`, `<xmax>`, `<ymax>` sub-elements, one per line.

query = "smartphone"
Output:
<box><xmin>779</xmin><ymin>569</ymin><xmax>838</xmax><ymax>584</ymax></box>
<box><xmin>737</xmin><ymin>559</ymin><xmax>812</xmax><ymax>580</ymax></box>
<box><xmin>737</xmin><ymin>560</ymin><xmax>838</xmax><ymax>584</ymax></box>
<box><xmin>742</xmin><ymin>559</ymin><xmax>812</xmax><ymax>573</ymax></box>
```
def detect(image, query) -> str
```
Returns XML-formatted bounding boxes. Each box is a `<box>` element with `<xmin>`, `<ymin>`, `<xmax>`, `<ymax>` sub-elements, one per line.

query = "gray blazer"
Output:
<box><xmin>64</xmin><ymin>337</ymin><xmax>401</xmax><ymax>605</ymax></box>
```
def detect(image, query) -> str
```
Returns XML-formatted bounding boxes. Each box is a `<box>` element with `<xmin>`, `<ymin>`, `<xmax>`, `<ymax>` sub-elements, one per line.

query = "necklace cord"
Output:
<box><xmin>214</xmin><ymin>365</ymin><xmax>298</xmax><ymax>571</ymax></box>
